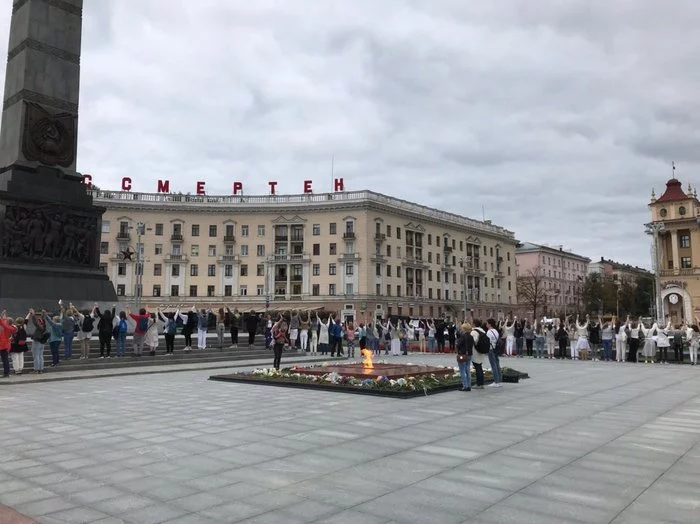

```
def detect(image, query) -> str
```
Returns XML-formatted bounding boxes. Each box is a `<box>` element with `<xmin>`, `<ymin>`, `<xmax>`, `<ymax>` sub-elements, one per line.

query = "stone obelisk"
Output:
<box><xmin>0</xmin><ymin>0</ymin><xmax>116</xmax><ymax>313</ymax></box>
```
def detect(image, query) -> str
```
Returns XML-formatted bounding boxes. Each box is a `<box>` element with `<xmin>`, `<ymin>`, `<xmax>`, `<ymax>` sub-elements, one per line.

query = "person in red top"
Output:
<box><xmin>1</xmin><ymin>310</ymin><xmax>18</xmax><ymax>378</ymax></box>
<box><xmin>126</xmin><ymin>307</ymin><xmax>150</xmax><ymax>356</ymax></box>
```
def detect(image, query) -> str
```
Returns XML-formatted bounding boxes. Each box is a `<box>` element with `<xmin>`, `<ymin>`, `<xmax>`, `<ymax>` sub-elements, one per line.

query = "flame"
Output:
<box><xmin>361</xmin><ymin>349</ymin><xmax>374</xmax><ymax>369</ymax></box>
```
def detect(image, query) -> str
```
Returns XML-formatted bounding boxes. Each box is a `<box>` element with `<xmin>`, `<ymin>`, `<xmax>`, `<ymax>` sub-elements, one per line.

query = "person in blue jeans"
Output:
<box><xmin>456</xmin><ymin>323</ymin><xmax>473</xmax><ymax>391</ymax></box>
<box><xmin>485</xmin><ymin>318</ymin><xmax>503</xmax><ymax>387</ymax></box>
<box><xmin>44</xmin><ymin>309</ymin><xmax>64</xmax><ymax>367</ymax></box>
<box><xmin>61</xmin><ymin>308</ymin><xmax>77</xmax><ymax>359</ymax></box>
<box><xmin>116</xmin><ymin>312</ymin><xmax>128</xmax><ymax>357</ymax></box>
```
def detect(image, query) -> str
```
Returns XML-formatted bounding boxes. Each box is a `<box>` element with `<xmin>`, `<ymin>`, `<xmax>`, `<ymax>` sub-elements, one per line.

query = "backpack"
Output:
<box><xmin>119</xmin><ymin>319</ymin><xmax>127</xmax><ymax>333</ymax></box>
<box><xmin>475</xmin><ymin>329</ymin><xmax>490</xmax><ymax>354</ymax></box>
<box><xmin>166</xmin><ymin>320</ymin><xmax>177</xmax><ymax>335</ymax></box>
<box><xmin>138</xmin><ymin>316</ymin><xmax>149</xmax><ymax>332</ymax></box>
<box><xmin>81</xmin><ymin>316</ymin><xmax>94</xmax><ymax>333</ymax></box>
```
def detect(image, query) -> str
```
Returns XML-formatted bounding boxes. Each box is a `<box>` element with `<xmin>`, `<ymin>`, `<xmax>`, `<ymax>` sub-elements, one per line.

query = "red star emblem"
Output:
<box><xmin>121</xmin><ymin>249</ymin><xmax>134</xmax><ymax>261</ymax></box>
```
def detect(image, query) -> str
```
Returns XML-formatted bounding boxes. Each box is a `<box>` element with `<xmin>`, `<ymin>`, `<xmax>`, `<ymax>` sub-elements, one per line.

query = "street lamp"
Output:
<box><xmin>133</xmin><ymin>222</ymin><xmax>151</xmax><ymax>312</ymax></box>
<box><xmin>644</xmin><ymin>222</ymin><xmax>666</xmax><ymax>321</ymax></box>
<box><xmin>459</xmin><ymin>257</ymin><xmax>469</xmax><ymax>322</ymax></box>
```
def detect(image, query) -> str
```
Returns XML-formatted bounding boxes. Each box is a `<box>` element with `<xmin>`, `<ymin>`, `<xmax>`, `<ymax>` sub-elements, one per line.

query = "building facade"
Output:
<box><xmin>648</xmin><ymin>177</ymin><xmax>700</xmax><ymax>323</ymax></box>
<box><xmin>93</xmin><ymin>189</ymin><xmax>518</xmax><ymax>323</ymax></box>
<box><xmin>587</xmin><ymin>257</ymin><xmax>652</xmax><ymax>284</ymax></box>
<box><xmin>516</xmin><ymin>242</ymin><xmax>590</xmax><ymax>317</ymax></box>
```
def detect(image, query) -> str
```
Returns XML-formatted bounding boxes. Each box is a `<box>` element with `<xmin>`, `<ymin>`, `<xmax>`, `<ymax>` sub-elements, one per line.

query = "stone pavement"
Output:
<box><xmin>1</xmin><ymin>356</ymin><xmax>699</xmax><ymax>524</ymax></box>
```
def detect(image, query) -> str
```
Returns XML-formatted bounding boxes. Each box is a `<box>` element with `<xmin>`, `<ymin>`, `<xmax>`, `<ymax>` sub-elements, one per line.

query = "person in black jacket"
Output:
<box><xmin>447</xmin><ymin>323</ymin><xmax>457</xmax><ymax>352</ymax></box>
<box><xmin>245</xmin><ymin>311</ymin><xmax>260</xmax><ymax>348</ymax></box>
<box><xmin>95</xmin><ymin>305</ymin><xmax>116</xmax><ymax>358</ymax></box>
<box><xmin>556</xmin><ymin>321</ymin><xmax>569</xmax><ymax>359</ymax></box>
<box><xmin>456</xmin><ymin>323</ymin><xmax>474</xmax><ymax>391</ymax></box>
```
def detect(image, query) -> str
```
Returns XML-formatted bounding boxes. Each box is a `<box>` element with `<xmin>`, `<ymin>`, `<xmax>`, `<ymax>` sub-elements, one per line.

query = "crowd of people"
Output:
<box><xmin>3</xmin><ymin>301</ymin><xmax>699</xmax><ymax>380</ymax></box>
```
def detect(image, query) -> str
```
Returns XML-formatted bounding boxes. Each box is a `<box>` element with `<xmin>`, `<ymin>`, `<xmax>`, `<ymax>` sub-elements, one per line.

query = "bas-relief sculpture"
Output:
<box><xmin>22</xmin><ymin>101</ymin><xmax>76</xmax><ymax>168</ymax></box>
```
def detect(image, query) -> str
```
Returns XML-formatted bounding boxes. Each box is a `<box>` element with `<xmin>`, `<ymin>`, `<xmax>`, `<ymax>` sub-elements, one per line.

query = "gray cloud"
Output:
<box><xmin>1</xmin><ymin>0</ymin><xmax>697</xmax><ymax>269</ymax></box>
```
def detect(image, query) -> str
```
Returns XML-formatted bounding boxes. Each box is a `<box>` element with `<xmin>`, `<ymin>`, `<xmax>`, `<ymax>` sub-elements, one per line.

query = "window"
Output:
<box><xmin>329</xmin><ymin>263</ymin><xmax>337</xmax><ymax>275</ymax></box>
<box><xmin>154</xmin><ymin>223</ymin><xmax>163</xmax><ymax>236</ymax></box>
<box><xmin>207</xmin><ymin>285</ymin><xmax>215</xmax><ymax>297</ymax></box>
<box><xmin>387</xmin><ymin>265</ymin><xmax>392</xmax><ymax>277</ymax></box>
<box><xmin>208</xmin><ymin>245</ymin><xmax>216</xmax><ymax>256</ymax></box>
<box><xmin>191</xmin><ymin>225</ymin><xmax>200</xmax><ymax>236</ymax></box>
<box><xmin>386</xmin><ymin>225</ymin><xmax>391</xmax><ymax>237</ymax></box>
<box><xmin>376</xmin><ymin>283</ymin><xmax>381</xmax><ymax>295</ymax></box>
<box><xmin>397</xmin><ymin>285</ymin><xmax>401</xmax><ymax>296</ymax></box>
<box><xmin>171</xmin><ymin>285</ymin><xmax>179</xmax><ymax>297</ymax></box>
<box><xmin>172</xmin><ymin>264</ymin><xmax>180</xmax><ymax>277</ymax></box>
<box><xmin>387</xmin><ymin>245</ymin><xmax>391</xmax><ymax>257</ymax></box>
<box><xmin>208</xmin><ymin>265</ymin><xmax>216</xmax><ymax>277</ymax></box>
<box><xmin>153</xmin><ymin>285</ymin><xmax>161</xmax><ymax>297</ymax></box>
<box><xmin>329</xmin><ymin>223</ymin><xmax>337</xmax><ymax>234</ymax></box>
<box><xmin>397</xmin><ymin>266</ymin><xmax>401</xmax><ymax>278</ymax></box>
<box><xmin>679</xmin><ymin>206</ymin><xmax>687</xmax><ymax>216</ymax></box>
<box><xmin>329</xmin><ymin>243</ymin><xmax>337</xmax><ymax>255</ymax></box>
<box><xmin>313</xmin><ymin>264</ymin><xmax>320</xmax><ymax>276</ymax></box>
<box><xmin>116</xmin><ymin>284</ymin><xmax>125</xmax><ymax>296</ymax></box>
<box><xmin>346</xmin><ymin>283</ymin><xmax>354</xmax><ymax>295</ymax></box>
<box><xmin>312</xmin><ymin>284</ymin><xmax>320</xmax><ymax>296</ymax></box>
<box><xmin>209</xmin><ymin>225</ymin><xmax>217</xmax><ymax>237</ymax></box>
<box><xmin>257</xmin><ymin>264</ymin><xmax>265</xmax><ymax>277</ymax></box>
<box><xmin>427</xmin><ymin>234</ymin><xmax>432</xmax><ymax>245</ymax></box>
<box><xmin>257</xmin><ymin>225</ymin><xmax>265</xmax><ymax>236</ymax></box>
<box><xmin>118</xmin><ymin>263</ymin><xmax>126</xmax><ymax>276</ymax></box>
<box><xmin>191</xmin><ymin>245</ymin><xmax>199</xmax><ymax>257</ymax></box>
<box><xmin>313</xmin><ymin>244</ymin><xmax>320</xmax><ymax>256</ymax></box>
<box><xmin>154</xmin><ymin>244</ymin><xmax>163</xmax><ymax>255</ymax></box>
<box><xmin>680</xmin><ymin>234</ymin><xmax>691</xmax><ymax>248</ymax></box>
<box><xmin>428</xmin><ymin>252</ymin><xmax>432</xmax><ymax>263</ymax></box>
<box><xmin>190</xmin><ymin>264</ymin><xmax>199</xmax><ymax>277</ymax></box>
<box><xmin>225</xmin><ymin>265</ymin><xmax>233</xmax><ymax>277</ymax></box>
<box><xmin>257</xmin><ymin>245</ymin><xmax>265</xmax><ymax>257</ymax></box>
<box><xmin>386</xmin><ymin>284</ymin><xmax>392</xmax><ymax>296</ymax></box>
<box><xmin>240</xmin><ymin>264</ymin><xmax>248</xmax><ymax>276</ymax></box>
<box><xmin>313</xmin><ymin>224</ymin><xmax>321</xmax><ymax>235</ymax></box>
<box><xmin>346</xmin><ymin>264</ymin><xmax>354</xmax><ymax>275</ymax></box>
<box><xmin>329</xmin><ymin>284</ymin><xmax>336</xmax><ymax>295</ymax></box>
<box><xmin>376</xmin><ymin>263</ymin><xmax>381</xmax><ymax>276</ymax></box>
<box><xmin>102</xmin><ymin>221</ymin><xmax>110</xmax><ymax>234</ymax></box>
<box><xmin>257</xmin><ymin>285</ymin><xmax>264</xmax><ymax>296</ymax></box>
<box><xmin>225</xmin><ymin>224</ymin><xmax>234</xmax><ymax>237</ymax></box>
<box><xmin>436</xmin><ymin>236</ymin><xmax>440</xmax><ymax>247</ymax></box>
<box><xmin>224</xmin><ymin>285</ymin><xmax>232</xmax><ymax>296</ymax></box>
<box><xmin>241</xmin><ymin>225</ymin><xmax>249</xmax><ymax>237</ymax></box>
<box><xmin>681</xmin><ymin>257</ymin><xmax>692</xmax><ymax>269</ymax></box>
<box><xmin>241</xmin><ymin>245</ymin><xmax>249</xmax><ymax>256</ymax></box>
<box><xmin>100</xmin><ymin>242</ymin><xmax>109</xmax><ymax>255</ymax></box>
<box><xmin>154</xmin><ymin>264</ymin><xmax>162</xmax><ymax>276</ymax></box>
<box><xmin>189</xmin><ymin>285</ymin><xmax>198</xmax><ymax>297</ymax></box>
<box><xmin>396</xmin><ymin>227</ymin><xmax>401</xmax><ymax>239</ymax></box>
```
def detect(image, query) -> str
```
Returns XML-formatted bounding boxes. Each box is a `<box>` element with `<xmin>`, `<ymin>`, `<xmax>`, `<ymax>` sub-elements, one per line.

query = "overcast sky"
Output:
<box><xmin>2</xmin><ymin>0</ymin><xmax>698</xmax><ymax>270</ymax></box>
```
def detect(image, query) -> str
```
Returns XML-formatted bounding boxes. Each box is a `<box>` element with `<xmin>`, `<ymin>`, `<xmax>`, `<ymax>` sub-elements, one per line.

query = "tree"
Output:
<box><xmin>517</xmin><ymin>267</ymin><xmax>548</xmax><ymax>321</ymax></box>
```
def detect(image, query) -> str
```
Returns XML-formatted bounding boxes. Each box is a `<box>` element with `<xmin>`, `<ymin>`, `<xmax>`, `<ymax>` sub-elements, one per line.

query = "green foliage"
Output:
<box><xmin>581</xmin><ymin>273</ymin><xmax>652</xmax><ymax>318</ymax></box>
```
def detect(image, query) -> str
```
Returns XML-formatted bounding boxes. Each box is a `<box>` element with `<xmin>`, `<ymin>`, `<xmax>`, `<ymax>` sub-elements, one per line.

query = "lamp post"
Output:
<box><xmin>459</xmin><ymin>257</ymin><xmax>468</xmax><ymax>322</ymax></box>
<box><xmin>134</xmin><ymin>222</ymin><xmax>146</xmax><ymax>312</ymax></box>
<box><xmin>645</xmin><ymin>222</ymin><xmax>665</xmax><ymax>321</ymax></box>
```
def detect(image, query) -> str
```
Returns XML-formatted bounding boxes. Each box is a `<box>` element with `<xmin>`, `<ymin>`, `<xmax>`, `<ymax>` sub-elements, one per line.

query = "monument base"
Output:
<box><xmin>0</xmin><ymin>164</ymin><xmax>117</xmax><ymax>314</ymax></box>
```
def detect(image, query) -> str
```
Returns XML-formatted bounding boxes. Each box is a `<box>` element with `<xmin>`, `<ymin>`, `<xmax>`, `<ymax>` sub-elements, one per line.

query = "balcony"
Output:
<box><xmin>443</xmin><ymin>246</ymin><xmax>453</xmax><ymax>254</ymax></box>
<box><xmin>402</xmin><ymin>256</ymin><xmax>428</xmax><ymax>268</ymax></box>
<box><xmin>374</xmin><ymin>233</ymin><xmax>386</xmax><ymax>242</ymax></box>
<box><xmin>275</xmin><ymin>275</ymin><xmax>288</xmax><ymax>283</ymax></box>
<box><xmin>495</xmin><ymin>271</ymin><xmax>504</xmax><ymax>279</ymax></box>
<box><xmin>269</xmin><ymin>253</ymin><xmax>310</xmax><ymax>263</ymax></box>
<box><xmin>291</xmin><ymin>275</ymin><xmax>303</xmax><ymax>282</ymax></box>
<box><xmin>338</xmin><ymin>253</ymin><xmax>360</xmax><ymax>262</ymax></box>
<box><xmin>165</xmin><ymin>253</ymin><xmax>188</xmax><ymax>263</ymax></box>
<box><xmin>171</xmin><ymin>234</ymin><xmax>183</xmax><ymax>243</ymax></box>
<box><xmin>660</xmin><ymin>268</ymin><xmax>700</xmax><ymax>277</ymax></box>
<box><xmin>224</xmin><ymin>235</ymin><xmax>236</xmax><ymax>243</ymax></box>
<box><xmin>219</xmin><ymin>255</ymin><xmax>239</xmax><ymax>263</ymax></box>
<box><xmin>371</xmin><ymin>253</ymin><xmax>386</xmax><ymax>262</ymax></box>
<box><xmin>116</xmin><ymin>231</ymin><xmax>130</xmax><ymax>241</ymax></box>
<box><xmin>343</xmin><ymin>231</ymin><xmax>356</xmax><ymax>240</ymax></box>
<box><xmin>290</xmin><ymin>235</ymin><xmax>304</xmax><ymax>243</ymax></box>
<box><xmin>274</xmin><ymin>235</ymin><xmax>289</xmax><ymax>242</ymax></box>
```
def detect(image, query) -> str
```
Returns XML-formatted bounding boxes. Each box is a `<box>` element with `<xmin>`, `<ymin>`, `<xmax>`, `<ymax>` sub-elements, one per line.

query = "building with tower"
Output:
<box><xmin>648</xmin><ymin>177</ymin><xmax>700</xmax><ymax>323</ymax></box>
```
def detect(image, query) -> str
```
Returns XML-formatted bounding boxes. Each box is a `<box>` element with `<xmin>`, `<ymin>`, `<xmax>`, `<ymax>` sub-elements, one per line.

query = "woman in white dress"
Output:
<box><xmin>615</xmin><ymin>318</ymin><xmax>628</xmax><ymax>362</ymax></box>
<box><xmin>655</xmin><ymin>320</ymin><xmax>672</xmax><ymax>364</ymax></box>
<box><xmin>574</xmin><ymin>315</ymin><xmax>591</xmax><ymax>360</ymax></box>
<box><xmin>503</xmin><ymin>318</ymin><xmax>516</xmax><ymax>356</ymax></box>
<box><xmin>318</xmin><ymin>315</ymin><xmax>330</xmax><ymax>355</ymax></box>
<box><xmin>388</xmin><ymin>319</ymin><xmax>401</xmax><ymax>356</ymax></box>
<box><xmin>639</xmin><ymin>319</ymin><xmax>657</xmax><ymax>363</ymax></box>
<box><xmin>145</xmin><ymin>313</ymin><xmax>161</xmax><ymax>356</ymax></box>
<box><xmin>544</xmin><ymin>323</ymin><xmax>556</xmax><ymax>359</ymax></box>
<box><xmin>685</xmin><ymin>320</ymin><xmax>699</xmax><ymax>365</ymax></box>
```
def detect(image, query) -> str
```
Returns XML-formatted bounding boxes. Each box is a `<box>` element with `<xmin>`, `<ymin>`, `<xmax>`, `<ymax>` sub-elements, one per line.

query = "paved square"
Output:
<box><xmin>1</xmin><ymin>356</ymin><xmax>700</xmax><ymax>523</ymax></box>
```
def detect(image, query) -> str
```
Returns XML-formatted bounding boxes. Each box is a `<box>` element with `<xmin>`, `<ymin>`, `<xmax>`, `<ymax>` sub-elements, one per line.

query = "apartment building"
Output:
<box><xmin>94</xmin><ymin>189</ymin><xmax>518</xmax><ymax>323</ymax></box>
<box><xmin>587</xmin><ymin>257</ymin><xmax>652</xmax><ymax>285</ymax></box>
<box><xmin>516</xmin><ymin>242</ymin><xmax>591</xmax><ymax>317</ymax></box>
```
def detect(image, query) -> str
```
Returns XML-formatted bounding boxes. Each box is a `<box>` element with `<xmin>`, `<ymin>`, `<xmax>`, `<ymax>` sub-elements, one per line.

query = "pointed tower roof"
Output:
<box><xmin>656</xmin><ymin>178</ymin><xmax>688</xmax><ymax>204</ymax></box>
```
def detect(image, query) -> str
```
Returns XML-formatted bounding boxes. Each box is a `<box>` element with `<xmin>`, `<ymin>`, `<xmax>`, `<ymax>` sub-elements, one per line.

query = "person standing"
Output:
<box><xmin>514</xmin><ymin>318</ymin><xmax>525</xmax><ymax>358</ymax></box>
<box><xmin>503</xmin><ymin>317</ymin><xmax>516</xmax><ymax>357</ymax></box>
<box><xmin>271</xmin><ymin>316</ymin><xmax>288</xmax><ymax>370</ymax></box>
<box><xmin>456</xmin><ymin>323</ymin><xmax>474</xmax><ymax>392</ymax></box>
<box><xmin>159</xmin><ymin>309</ymin><xmax>177</xmax><ymax>355</ymax></box>
<box><xmin>435</xmin><ymin>319</ymin><xmax>446</xmax><ymax>353</ymax></box>
<box><xmin>116</xmin><ymin>311</ymin><xmax>128</xmax><ymax>357</ymax></box>
<box><xmin>309</xmin><ymin>312</ymin><xmax>319</xmax><ymax>354</ymax></box>
<box><xmin>600</xmin><ymin>319</ymin><xmax>614</xmax><ymax>362</ymax></box>
<box><xmin>534</xmin><ymin>322</ymin><xmax>545</xmax><ymax>359</ymax></box>
<box><xmin>447</xmin><ymin>322</ymin><xmax>456</xmax><ymax>353</ymax></box>
<box><xmin>226</xmin><ymin>308</ymin><xmax>240</xmax><ymax>348</ymax></box>
<box><xmin>26</xmin><ymin>308</ymin><xmax>48</xmax><ymax>374</ymax></box>
<box><xmin>426</xmin><ymin>319</ymin><xmax>437</xmax><ymax>353</ymax></box>
<box><xmin>318</xmin><ymin>314</ymin><xmax>330</xmax><ymax>355</ymax></box>
<box><xmin>9</xmin><ymin>317</ymin><xmax>26</xmax><ymax>375</ymax></box>
<box><xmin>245</xmin><ymin>310</ymin><xmax>260</xmax><ymax>348</ymax></box>
<box><xmin>345</xmin><ymin>321</ymin><xmax>356</xmax><ymax>358</ymax></box>
<box><xmin>656</xmin><ymin>319</ymin><xmax>671</xmax><ymax>364</ymax></box>
<box><xmin>195</xmin><ymin>307</ymin><xmax>210</xmax><ymax>350</ymax></box>
<box><xmin>574</xmin><ymin>315</ymin><xmax>591</xmax><ymax>361</ymax></box>
<box><xmin>145</xmin><ymin>313</ymin><xmax>160</xmax><ymax>356</ymax></box>
<box><xmin>417</xmin><ymin>321</ymin><xmax>426</xmax><ymax>352</ymax></box>
<box><xmin>0</xmin><ymin>312</ymin><xmax>17</xmax><ymax>378</ymax></box>
<box><xmin>75</xmin><ymin>304</ymin><xmax>97</xmax><ymax>360</ymax></box>
<box><xmin>61</xmin><ymin>304</ymin><xmax>77</xmax><ymax>360</ymax></box>
<box><xmin>615</xmin><ymin>318</ymin><xmax>628</xmax><ymax>362</ymax></box>
<box><xmin>95</xmin><ymin>305</ymin><xmax>116</xmax><ymax>358</ymax></box>
<box><xmin>671</xmin><ymin>323</ymin><xmax>684</xmax><ymax>363</ymax></box>
<box><xmin>523</xmin><ymin>321</ymin><xmax>535</xmax><ymax>357</ymax></box>
<box><xmin>685</xmin><ymin>321</ymin><xmax>699</xmax><ymax>365</ymax></box>
<box><xmin>471</xmin><ymin>323</ymin><xmax>487</xmax><ymax>389</ymax></box>
<box><xmin>627</xmin><ymin>318</ymin><xmax>641</xmax><ymax>363</ymax></box>
<box><xmin>127</xmin><ymin>306</ymin><xmax>150</xmax><ymax>357</ymax></box>
<box><xmin>556</xmin><ymin>320</ymin><xmax>569</xmax><ymax>359</ymax></box>
<box><xmin>289</xmin><ymin>310</ymin><xmax>300</xmax><ymax>350</ymax></box>
<box><xmin>216</xmin><ymin>308</ymin><xmax>226</xmax><ymax>349</ymax></box>
<box><xmin>299</xmin><ymin>311</ymin><xmax>310</xmax><ymax>352</ymax></box>
<box><xmin>544</xmin><ymin>322</ymin><xmax>556</xmax><ymax>359</ymax></box>
<box><xmin>485</xmin><ymin>318</ymin><xmax>503</xmax><ymax>387</ymax></box>
<box><xmin>43</xmin><ymin>309</ymin><xmax>64</xmax><ymax>366</ymax></box>
<box><xmin>640</xmin><ymin>319</ymin><xmax>658</xmax><ymax>364</ymax></box>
